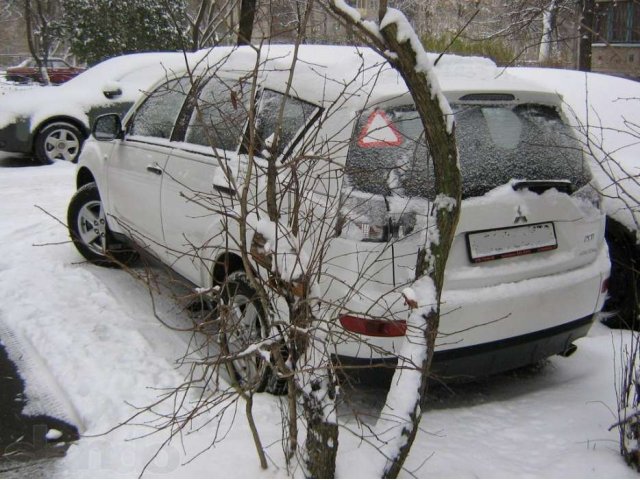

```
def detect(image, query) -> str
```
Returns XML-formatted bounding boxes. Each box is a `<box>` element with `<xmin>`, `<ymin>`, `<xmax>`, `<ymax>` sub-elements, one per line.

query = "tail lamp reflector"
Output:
<box><xmin>339</xmin><ymin>315</ymin><xmax>407</xmax><ymax>337</ymax></box>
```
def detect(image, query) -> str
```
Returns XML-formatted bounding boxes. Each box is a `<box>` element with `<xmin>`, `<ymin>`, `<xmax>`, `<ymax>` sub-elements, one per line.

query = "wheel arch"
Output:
<box><xmin>212</xmin><ymin>252</ymin><xmax>247</xmax><ymax>286</ymax></box>
<box><xmin>76</xmin><ymin>167</ymin><xmax>96</xmax><ymax>190</ymax></box>
<box><xmin>32</xmin><ymin>116</ymin><xmax>89</xmax><ymax>150</ymax></box>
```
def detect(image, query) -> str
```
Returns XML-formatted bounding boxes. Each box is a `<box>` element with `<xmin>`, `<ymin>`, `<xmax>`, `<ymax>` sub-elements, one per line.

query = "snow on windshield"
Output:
<box><xmin>346</xmin><ymin>104</ymin><xmax>590</xmax><ymax>200</ymax></box>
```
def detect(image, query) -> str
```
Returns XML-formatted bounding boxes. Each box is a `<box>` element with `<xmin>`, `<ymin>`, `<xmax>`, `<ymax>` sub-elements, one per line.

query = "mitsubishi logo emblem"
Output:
<box><xmin>514</xmin><ymin>206</ymin><xmax>528</xmax><ymax>224</ymax></box>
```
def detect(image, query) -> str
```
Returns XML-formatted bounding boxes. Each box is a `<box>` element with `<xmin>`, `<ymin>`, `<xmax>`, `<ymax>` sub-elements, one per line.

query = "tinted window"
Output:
<box><xmin>346</xmin><ymin>104</ymin><xmax>590</xmax><ymax>200</ymax></box>
<box><xmin>129</xmin><ymin>77</ymin><xmax>191</xmax><ymax>139</ymax></box>
<box><xmin>252</xmin><ymin>90</ymin><xmax>317</xmax><ymax>158</ymax></box>
<box><xmin>186</xmin><ymin>78</ymin><xmax>249</xmax><ymax>151</ymax></box>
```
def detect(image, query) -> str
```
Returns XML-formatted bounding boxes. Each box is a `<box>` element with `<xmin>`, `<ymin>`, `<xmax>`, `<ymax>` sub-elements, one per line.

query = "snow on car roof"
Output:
<box><xmin>186</xmin><ymin>45</ymin><xmax>563</xmax><ymax>109</ymax></box>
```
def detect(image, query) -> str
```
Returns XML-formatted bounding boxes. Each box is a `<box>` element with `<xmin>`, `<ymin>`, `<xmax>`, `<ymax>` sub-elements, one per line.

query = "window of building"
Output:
<box><xmin>595</xmin><ymin>0</ymin><xmax>640</xmax><ymax>44</ymax></box>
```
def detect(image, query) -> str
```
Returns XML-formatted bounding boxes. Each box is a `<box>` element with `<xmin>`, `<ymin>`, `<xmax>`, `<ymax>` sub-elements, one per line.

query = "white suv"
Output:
<box><xmin>67</xmin><ymin>45</ymin><xmax>610</xmax><ymax>386</ymax></box>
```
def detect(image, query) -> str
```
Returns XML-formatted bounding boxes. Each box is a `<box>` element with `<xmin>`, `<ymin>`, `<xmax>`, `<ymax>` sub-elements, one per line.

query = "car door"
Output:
<box><xmin>160</xmin><ymin>77</ymin><xmax>249</xmax><ymax>283</ymax></box>
<box><xmin>107</xmin><ymin>77</ymin><xmax>191</xmax><ymax>255</ymax></box>
<box><xmin>160</xmin><ymin>80</ymin><xmax>322</xmax><ymax>285</ymax></box>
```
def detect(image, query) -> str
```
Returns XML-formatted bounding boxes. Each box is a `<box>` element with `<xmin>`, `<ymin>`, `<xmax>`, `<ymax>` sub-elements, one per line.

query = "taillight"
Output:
<box><xmin>336</xmin><ymin>191</ymin><xmax>416</xmax><ymax>242</ymax></box>
<box><xmin>339</xmin><ymin>315</ymin><xmax>407</xmax><ymax>337</ymax></box>
<box><xmin>572</xmin><ymin>183</ymin><xmax>602</xmax><ymax>212</ymax></box>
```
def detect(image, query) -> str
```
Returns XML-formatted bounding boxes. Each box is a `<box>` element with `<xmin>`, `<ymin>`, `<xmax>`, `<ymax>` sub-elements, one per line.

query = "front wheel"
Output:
<box><xmin>35</xmin><ymin>122</ymin><xmax>85</xmax><ymax>164</ymax></box>
<box><xmin>67</xmin><ymin>183</ymin><xmax>137</xmax><ymax>268</ymax></box>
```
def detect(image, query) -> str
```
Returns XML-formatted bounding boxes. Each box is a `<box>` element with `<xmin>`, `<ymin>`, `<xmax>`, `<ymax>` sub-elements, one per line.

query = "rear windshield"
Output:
<box><xmin>345</xmin><ymin>104</ymin><xmax>590</xmax><ymax>199</ymax></box>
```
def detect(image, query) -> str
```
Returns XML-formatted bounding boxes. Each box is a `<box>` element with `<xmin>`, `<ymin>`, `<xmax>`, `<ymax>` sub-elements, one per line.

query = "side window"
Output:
<box><xmin>129</xmin><ymin>77</ymin><xmax>191</xmax><ymax>140</ymax></box>
<box><xmin>252</xmin><ymin>90</ymin><xmax>318</xmax><ymax>158</ymax></box>
<box><xmin>185</xmin><ymin>78</ymin><xmax>248</xmax><ymax>151</ymax></box>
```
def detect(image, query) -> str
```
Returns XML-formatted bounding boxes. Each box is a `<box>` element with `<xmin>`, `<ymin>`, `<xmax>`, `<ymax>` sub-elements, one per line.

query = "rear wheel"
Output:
<box><xmin>67</xmin><ymin>183</ymin><xmax>137</xmax><ymax>268</ymax></box>
<box><xmin>218</xmin><ymin>272</ymin><xmax>286</xmax><ymax>394</ymax></box>
<box><xmin>35</xmin><ymin>122</ymin><xmax>85</xmax><ymax>164</ymax></box>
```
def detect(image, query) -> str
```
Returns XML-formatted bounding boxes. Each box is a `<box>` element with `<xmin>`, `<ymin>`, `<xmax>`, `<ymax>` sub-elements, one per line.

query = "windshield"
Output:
<box><xmin>345</xmin><ymin>104</ymin><xmax>590</xmax><ymax>199</ymax></box>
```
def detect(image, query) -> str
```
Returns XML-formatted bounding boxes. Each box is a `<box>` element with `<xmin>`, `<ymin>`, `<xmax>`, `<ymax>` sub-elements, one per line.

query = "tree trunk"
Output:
<box><xmin>237</xmin><ymin>0</ymin><xmax>256</xmax><ymax>46</ymax></box>
<box><xmin>578</xmin><ymin>0</ymin><xmax>594</xmax><ymax>71</ymax></box>
<box><xmin>303</xmin><ymin>391</ymin><xmax>338</xmax><ymax>478</ymax></box>
<box><xmin>301</xmin><ymin>353</ymin><xmax>338</xmax><ymax>478</ymax></box>
<box><xmin>379</xmin><ymin>18</ymin><xmax>461</xmax><ymax>472</ymax></box>
<box><xmin>538</xmin><ymin>0</ymin><xmax>558</xmax><ymax>64</ymax></box>
<box><xmin>289</xmin><ymin>285</ymin><xmax>338</xmax><ymax>478</ymax></box>
<box><xmin>24</xmin><ymin>0</ymin><xmax>51</xmax><ymax>85</ymax></box>
<box><xmin>329</xmin><ymin>2</ymin><xmax>461</xmax><ymax>477</ymax></box>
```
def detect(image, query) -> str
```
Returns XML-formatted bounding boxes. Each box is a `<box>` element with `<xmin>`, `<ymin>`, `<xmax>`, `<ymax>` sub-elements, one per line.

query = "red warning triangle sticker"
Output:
<box><xmin>357</xmin><ymin>110</ymin><xmax>403</xmax><ymax>148</ymax></box>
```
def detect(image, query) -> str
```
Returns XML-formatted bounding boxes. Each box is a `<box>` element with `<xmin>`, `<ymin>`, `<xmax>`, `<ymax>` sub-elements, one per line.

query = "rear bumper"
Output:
<box><xmin>331</xmin><ymin>243</ymin><xmax>610</xmax><ymax>370</ymax></box>
<box><xmin>337</xmin><ymin>314</ymin><xmax>595</xmax><ymax>384</ymax></box>
<box><xmin>431</xmin><ymin>314</ymin><xmax>593</xmax><ymax>379</ymax></box>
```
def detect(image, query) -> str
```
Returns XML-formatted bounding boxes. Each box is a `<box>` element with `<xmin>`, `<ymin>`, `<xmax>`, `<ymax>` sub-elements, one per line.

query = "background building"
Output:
<box><xmin>593</xmin><ymin>0</ymin><xmax>640</xmax><ymax>78</ymax></box>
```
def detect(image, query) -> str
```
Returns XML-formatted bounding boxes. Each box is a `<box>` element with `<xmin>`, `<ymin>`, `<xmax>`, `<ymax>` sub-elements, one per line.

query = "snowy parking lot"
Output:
<box><xmin>2</xmin><ymin>59</ymin><xmax>640</xmax><ymax>476</ymax></box>
<box><xmin>0</xmin><ymin>153</ymin><xmax>637</xmax><ymax>477</ymax></box>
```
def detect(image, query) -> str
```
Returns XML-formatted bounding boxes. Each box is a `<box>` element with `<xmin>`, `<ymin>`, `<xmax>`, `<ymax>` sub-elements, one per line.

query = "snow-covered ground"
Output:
<box><xmin>1</xmin><ymin>64</ymin><xmax>640</xmax><ymax>477</ymax></box>
<box><xmin>0</xmin><ymin>159</ymin><xmax>637</xmax><ymax>478</ymax></box>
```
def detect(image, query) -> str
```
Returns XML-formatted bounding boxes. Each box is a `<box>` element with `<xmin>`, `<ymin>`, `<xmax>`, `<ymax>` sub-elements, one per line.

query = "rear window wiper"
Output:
<box><xmin>512</xmin><ymin>180</ymin><xmax>573</xmax><ymax>195</ymax></box>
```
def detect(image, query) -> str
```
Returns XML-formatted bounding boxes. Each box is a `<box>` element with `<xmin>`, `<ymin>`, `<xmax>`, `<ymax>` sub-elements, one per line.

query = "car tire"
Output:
<box><xmin>67</xmin><ymin>183</ymin><xmax>138</xmax><ymax>268</ymax></box>
<box><xmin>35</xmin><ymin>122</ymin><xmax>85</xmax><ymax>164</ymax></box>
<box><xmin>218</xmin><ymin>272</ymin><xmax>287</xmax><ymax>395</ymax></box>
<box><xmin>5</xmin><ymin>74</ymin><xmax>28</xmax><ymax>84</ymax></box>
<box><xmin>603</xmin><ymin>217</ymin><xmax>639</xmax><ymax>330</ymax></box>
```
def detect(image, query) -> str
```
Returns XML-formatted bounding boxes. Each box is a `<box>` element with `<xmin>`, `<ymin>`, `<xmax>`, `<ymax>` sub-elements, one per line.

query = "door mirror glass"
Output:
<box><xmin>93</xmin><ymin>114</ymin><xmax>122</xmax><ymax>141</ymax></box>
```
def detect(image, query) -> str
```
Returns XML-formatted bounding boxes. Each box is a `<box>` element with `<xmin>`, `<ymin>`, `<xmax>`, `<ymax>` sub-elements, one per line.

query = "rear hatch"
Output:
<box><xmin>340</xmin><ymin>101</ymin><xmax>604</xmax><ymax>289</ymax></box>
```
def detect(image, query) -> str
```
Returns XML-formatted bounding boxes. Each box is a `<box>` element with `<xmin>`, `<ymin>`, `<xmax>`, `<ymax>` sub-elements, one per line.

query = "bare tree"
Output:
<box><xmin>327</xmin><ymin>1</ymin><xmax>461</xmax><ymax>477</ymax></box>
<box><xmin>538</xmin><ymin>0</ymin><xmax>558</xmax><ymax>63</ymax></box>
<box><xmin>237</xmin><ymin>0</ymin><xmax>257</xmax><ymax>45</ymax></box>
<box><xmin>186</xmin><ymin>0</ymin><xmax>236</xmax><ymax>49</ymax></box>
<box><xmin>22</xmin><ymin>0</ymin><xmax>63</xmax><ymax>85</ymax></box>
<box><xmin>0</xmin><ymin>3</ymin><xmax>27</xmax><ymax>65</ymax></box>
<box><xmin>577</xmin><ymin>0</ymin><xmax>594</xmax><ymax>71</ymax></box>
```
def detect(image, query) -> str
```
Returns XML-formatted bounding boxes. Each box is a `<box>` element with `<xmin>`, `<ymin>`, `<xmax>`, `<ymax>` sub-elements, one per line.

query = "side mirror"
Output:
<box><xmin>102</xmin><ymin>81</ymin><xmax>122</xmax><ymax>99</ymax></box>
<box><xmin>93</xmin><ymin>114</ymin><xmax>123</xmax><ymax>141</ymax></box>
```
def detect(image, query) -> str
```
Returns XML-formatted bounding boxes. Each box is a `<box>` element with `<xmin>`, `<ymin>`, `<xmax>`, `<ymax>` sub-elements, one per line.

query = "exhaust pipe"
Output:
<box><xmin>559</xmin><ymin>343</ymin><xmax>578</xmax><ymax>358</ymax></box>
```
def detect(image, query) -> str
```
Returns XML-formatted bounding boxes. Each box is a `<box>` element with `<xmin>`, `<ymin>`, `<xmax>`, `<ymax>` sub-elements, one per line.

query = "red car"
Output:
<box><xmin>5</xmin><ymin>58</ymin><xmax>85</xmax><ymax>85</ymax></box>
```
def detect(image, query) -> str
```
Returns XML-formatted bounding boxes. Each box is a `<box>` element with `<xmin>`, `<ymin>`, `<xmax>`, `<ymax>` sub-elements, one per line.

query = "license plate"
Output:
<box><xmin>466</xmin><ymin>222</ymin><xmax>557</xmax><ymax>263</ymax></box>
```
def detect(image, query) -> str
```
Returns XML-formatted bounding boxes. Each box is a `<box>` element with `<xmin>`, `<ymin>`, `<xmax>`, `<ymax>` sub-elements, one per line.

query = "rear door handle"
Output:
<box><xmin>213</xmin><ymin>184</ymin><xmax>236</xmax><ymax>196</ymax></box>
<box><xmin>146</xmin><ymin>165</ymin><xmax>163</xmax><ymax>175</ymax></box>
